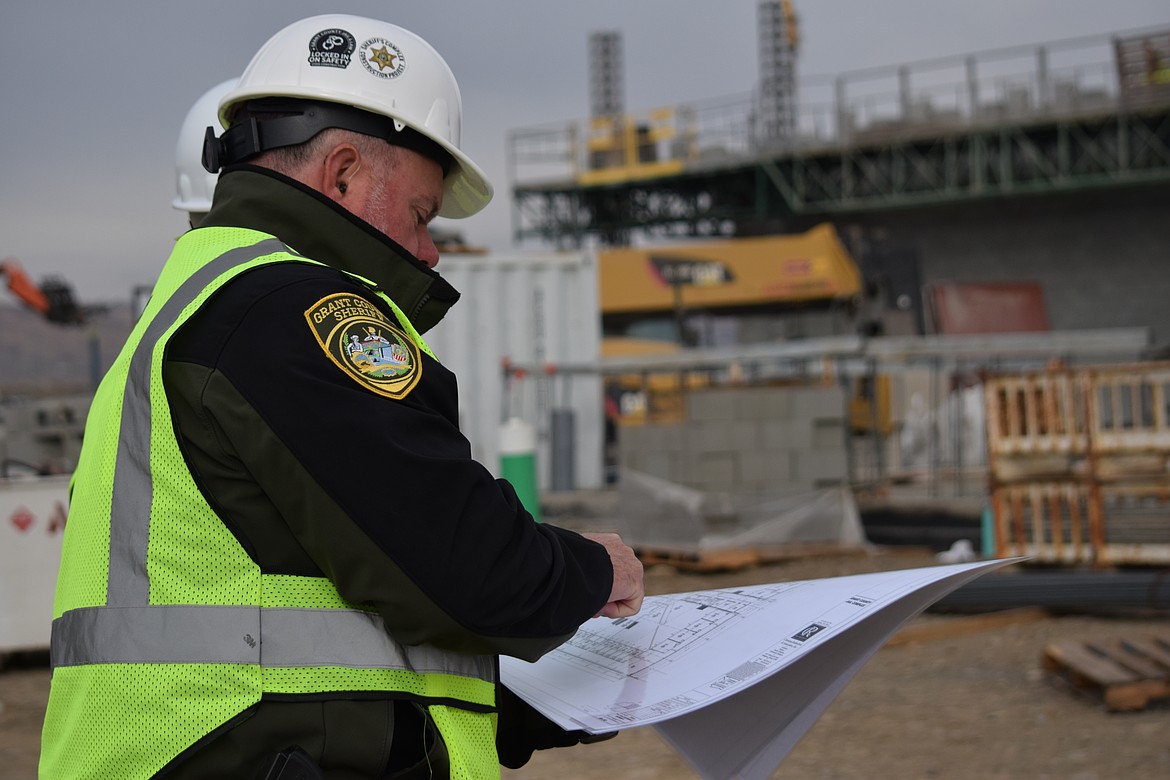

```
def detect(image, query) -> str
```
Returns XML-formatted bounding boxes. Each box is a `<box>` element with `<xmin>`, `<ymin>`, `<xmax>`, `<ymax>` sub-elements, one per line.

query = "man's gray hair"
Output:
<box><xmin>255</xmin><ymin>128</ymin><xmax>400</xmax><ymax>179</ymax></box>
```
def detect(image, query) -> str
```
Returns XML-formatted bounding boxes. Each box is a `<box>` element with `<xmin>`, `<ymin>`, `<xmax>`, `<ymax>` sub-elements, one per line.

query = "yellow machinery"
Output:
<box><xmin>599</xmin><ymin>223</ymin><xmax>862</xmax><ymax>315</ymax></box>
<box><xmin>601</xmin><ymin>337</ymin><xmax>708</xmax><ymax>426</ymax></box>
<box><xmin>578</xmin><ymin>107</ymin><xmax>691</xmax><ymax>186</ymax></box>
<box><xmin>849</xmin><ymin>373</ymin><xmax>892</xmax><ymax>435</ymax></box>
<box><xmin>598</xmin><ymin>224</ymin><xmax>891</xmax><ymax>431</ymax></box>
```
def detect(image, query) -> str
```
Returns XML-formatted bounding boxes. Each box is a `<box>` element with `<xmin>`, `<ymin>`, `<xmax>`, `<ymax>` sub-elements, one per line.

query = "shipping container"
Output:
<box><xmin>426</xmin><ymin>252</ymin><xmax>604</xmax><ymax>491</ymax></box>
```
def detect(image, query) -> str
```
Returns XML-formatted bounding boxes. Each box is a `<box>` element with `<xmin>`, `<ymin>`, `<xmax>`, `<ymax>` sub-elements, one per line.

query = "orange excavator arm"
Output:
<box><xmin>1</xmin><ymin>257</ymin><xmax>51</xmax><ymax>316</ymax></box>
<box><xmin>1</xmin><ymin>256</ymin><xmax>86</xmax><ymax>324</ymax></box>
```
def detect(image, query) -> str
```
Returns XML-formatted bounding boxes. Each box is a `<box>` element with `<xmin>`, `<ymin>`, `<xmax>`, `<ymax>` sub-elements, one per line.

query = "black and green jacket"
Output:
<box><xmin>159</xmin><ymin>166</ymin><xmax>612</xmax><ymax>775</ymax></box>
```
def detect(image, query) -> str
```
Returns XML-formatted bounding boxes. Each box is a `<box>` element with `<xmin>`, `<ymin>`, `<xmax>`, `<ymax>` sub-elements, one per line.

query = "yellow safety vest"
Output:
<box><xmin>40</xmin><ymin>227</ymin><xmax>499</xmax><ymax>779</ymax></box>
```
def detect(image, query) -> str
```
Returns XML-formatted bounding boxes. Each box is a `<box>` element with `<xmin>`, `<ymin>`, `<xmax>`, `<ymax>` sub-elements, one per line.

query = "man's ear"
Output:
<box><xmin>320</xmin><ymin>143</ymin><xmax>362</xmax><ymax>202</ymax></box>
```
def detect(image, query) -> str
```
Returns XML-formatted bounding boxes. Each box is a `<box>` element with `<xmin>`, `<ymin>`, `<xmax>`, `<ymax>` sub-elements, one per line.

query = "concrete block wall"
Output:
<box><xmin>807</xmin><ymin>184</ymin><xmax>1170</xmax><ymax>345</ymax></box>
<box><xmin>617</xmin><ymin>384</ymin><xmax>849</xmax><ymax>496</ymax></box>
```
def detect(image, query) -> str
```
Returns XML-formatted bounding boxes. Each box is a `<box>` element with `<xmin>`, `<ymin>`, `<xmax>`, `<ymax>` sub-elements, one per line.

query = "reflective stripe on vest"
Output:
<box><xmin>51</xmin><ymin>605</ymin><xmax>492</xmax><ymax>678</ymax></box>
<box><xmin>50</xmin><ymin>236</ymin><xmax>494</xmax><ymax>691</ymax></box>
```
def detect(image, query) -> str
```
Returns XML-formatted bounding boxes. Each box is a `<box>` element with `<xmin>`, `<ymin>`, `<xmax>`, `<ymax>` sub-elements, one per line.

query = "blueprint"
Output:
<box><xmin>499</xmin><ymin>557</ymin><xmax>1020</xmax><ymax>780</ymax></box>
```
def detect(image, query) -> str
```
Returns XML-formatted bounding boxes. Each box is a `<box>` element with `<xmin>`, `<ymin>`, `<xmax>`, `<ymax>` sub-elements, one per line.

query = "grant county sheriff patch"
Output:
<box><xmin>305</xmin><ymin>293</ymin><xmax>421</xmax><ymax>399</ymax></box>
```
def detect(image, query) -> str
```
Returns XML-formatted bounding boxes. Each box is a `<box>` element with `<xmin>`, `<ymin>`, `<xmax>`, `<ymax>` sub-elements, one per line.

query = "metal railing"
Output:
<box><xmin>509</xmin><ymin>25</ymin><xmax>1170</xmax><ymax>188</ymax></box>
<box><xmin>502</xmin><ymin>328</ymin><xmax>1154</xmax><ymax>502</ymax></box>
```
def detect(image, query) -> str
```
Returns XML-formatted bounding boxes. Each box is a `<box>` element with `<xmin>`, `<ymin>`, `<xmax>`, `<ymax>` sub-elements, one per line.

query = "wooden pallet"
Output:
<box><xmin>1042</xmin><ymin>633</ymin><xmax>1170</xmax><ymax>711</ymax></box>
<box><xmin>635</xmin><ymin>546</ymin><xmax>760</xmax><ymax>573</ymax></box>
<box><xmin>634</xmin><ymin>542</ymin><xmax>863</xmax><ymax>573</ymax></box>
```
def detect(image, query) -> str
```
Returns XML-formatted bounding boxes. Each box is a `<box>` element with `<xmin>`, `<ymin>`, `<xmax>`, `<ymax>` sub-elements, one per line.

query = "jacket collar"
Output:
<box><xmin>198</xmin><ymin>165</ymin><xmax>460</xmax><ymax>334</ymax></box>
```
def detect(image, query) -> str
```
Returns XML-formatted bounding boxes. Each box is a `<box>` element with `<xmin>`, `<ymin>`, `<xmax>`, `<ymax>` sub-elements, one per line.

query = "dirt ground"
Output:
<box><xmin>3</xmin><ymin>548</ymin><xmax>1168</xmax><ymax>779</ymax></box>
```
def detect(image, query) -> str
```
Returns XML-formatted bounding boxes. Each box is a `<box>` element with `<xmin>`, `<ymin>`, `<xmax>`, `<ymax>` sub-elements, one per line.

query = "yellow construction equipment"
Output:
<box><xmin>599</xmin><ymin>223</ymin><xmax>862</xmax><ymax>316</ymax></box>
<box><xmin>578</xmin><ymin>107</ymin><xmax>691</xmax><ymax>186</ymax></box>
<box><xmin>598</xmin><ymin>224</ymin><xmax>885</xmax><ymax>429</ymax></box>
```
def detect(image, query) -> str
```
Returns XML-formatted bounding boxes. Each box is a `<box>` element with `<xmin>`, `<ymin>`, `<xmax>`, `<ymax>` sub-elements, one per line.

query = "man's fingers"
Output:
<box><xmin>581</xmin><ymin>532</ymin><xmax>646</xmax><ymax>617</ymax></box>
<box><xmin>598</xmin><ymin>594</ymin><xmax>644</xmax><ymax>619</ymax></box>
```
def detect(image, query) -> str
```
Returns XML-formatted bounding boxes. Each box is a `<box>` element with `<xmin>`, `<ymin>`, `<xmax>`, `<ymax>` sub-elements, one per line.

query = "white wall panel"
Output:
<box><xmin>426</xmin><ymin>252</ymin><xmax>603</xmax><ymax>490</ymax></box>
<box><xmin>1</xmin><ymin>475</ymin><xmax>68</xmax><ymax>652</ymax></box>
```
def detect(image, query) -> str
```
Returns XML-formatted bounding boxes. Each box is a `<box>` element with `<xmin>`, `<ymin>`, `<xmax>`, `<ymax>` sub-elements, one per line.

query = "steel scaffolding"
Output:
<box><xmin>510</xmin><ymin>26</ymin><xmax>1170</xmax><ymax>245</ymax></box>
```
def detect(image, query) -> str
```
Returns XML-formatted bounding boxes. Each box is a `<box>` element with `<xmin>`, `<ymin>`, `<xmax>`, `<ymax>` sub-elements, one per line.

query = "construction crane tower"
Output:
<box><xmin>757</xmin><ymin>0</ymin><xmax>800</xmax><ymax>149</ymax></box>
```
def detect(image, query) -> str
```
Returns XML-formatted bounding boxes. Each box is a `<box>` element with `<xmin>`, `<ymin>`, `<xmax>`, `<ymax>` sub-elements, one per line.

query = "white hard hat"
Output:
<box><xmin>209</xmin><ymin>14</ymin><xmax>492</xmax><ymax>219</ymax></box>
<box><xmin>173</xmin><ymin>78</ymin><xmax>238</xmax><ymax>213</ymax></box>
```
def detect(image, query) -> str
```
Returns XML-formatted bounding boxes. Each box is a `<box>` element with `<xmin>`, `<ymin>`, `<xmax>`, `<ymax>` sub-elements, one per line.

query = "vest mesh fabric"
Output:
<box><xmin>43</xmin><ymin>228</ymin><xmax>268</xmax><ymax>779</ymax></box>
<box><xmin>41</xmin><ymin>227</ymin><xmax>498</xmax><ymax>779</ymax></box>
<box><xmin>431</xmin><ymin>706</ymin><xmax>502</xmax><ymax>780</ymax></box>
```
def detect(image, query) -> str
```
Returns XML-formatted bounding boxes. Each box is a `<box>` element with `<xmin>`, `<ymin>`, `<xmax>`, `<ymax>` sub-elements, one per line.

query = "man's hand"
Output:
<box><xmin>581</xmin><ymin>532</ymin><xmax>644</xmax><ymax>618</ymax></box>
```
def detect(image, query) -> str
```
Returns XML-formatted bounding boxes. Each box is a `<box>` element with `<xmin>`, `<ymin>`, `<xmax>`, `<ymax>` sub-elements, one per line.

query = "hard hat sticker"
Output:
<box><xmin>359</xmin><ymin>38</ymin><xmax>406</xmax><ymax>79</ymax></box>
<box><xmin>308</xmin><ymin>28</ymin><xmax>356</xmax><ymax>69</ymax></box>
<box><xmin>305</xmin><ymin>293</ymin><xmax>421</xmax><ymax>399</ymax></box>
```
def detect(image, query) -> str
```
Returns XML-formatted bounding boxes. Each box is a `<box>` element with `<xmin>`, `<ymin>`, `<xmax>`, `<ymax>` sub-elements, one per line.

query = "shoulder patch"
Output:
<box><xmin>304</xmin><ymin>293</ymin><xmax>422</xmax><ymax>399</ymax></box>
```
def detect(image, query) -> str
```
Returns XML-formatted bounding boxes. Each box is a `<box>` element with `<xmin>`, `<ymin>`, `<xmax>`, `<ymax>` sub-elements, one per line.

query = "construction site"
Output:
<box><xmin>3</xmin><ymin>3</ymin><xmax>1170</xmax><ymax>778</ymax></box>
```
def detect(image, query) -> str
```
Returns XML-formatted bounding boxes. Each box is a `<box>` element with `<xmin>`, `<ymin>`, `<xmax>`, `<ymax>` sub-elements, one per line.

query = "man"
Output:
<box><xmin>40</xmin><ymin>14</ymin><xmax>643</xmax><ymax>780</ymax></box>
<box><xmin>173</xmin><ymin>77</ymin><xmax>238</xmax><ymax>227</ymax></box>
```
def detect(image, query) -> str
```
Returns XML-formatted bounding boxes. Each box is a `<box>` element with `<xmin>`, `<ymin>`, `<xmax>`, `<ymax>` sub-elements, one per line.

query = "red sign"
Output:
<box><xmin>10</xmin><ymin>507</ymin><xmax>35</xmax><ymax>533</ymax></box>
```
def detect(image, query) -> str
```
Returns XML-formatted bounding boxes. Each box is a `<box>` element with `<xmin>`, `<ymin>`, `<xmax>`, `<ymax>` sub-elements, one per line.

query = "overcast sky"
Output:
<box><xmin>1</xmin><ymin>1</ymin><xmax>1168</xmax><ymax>304</ymax></box>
